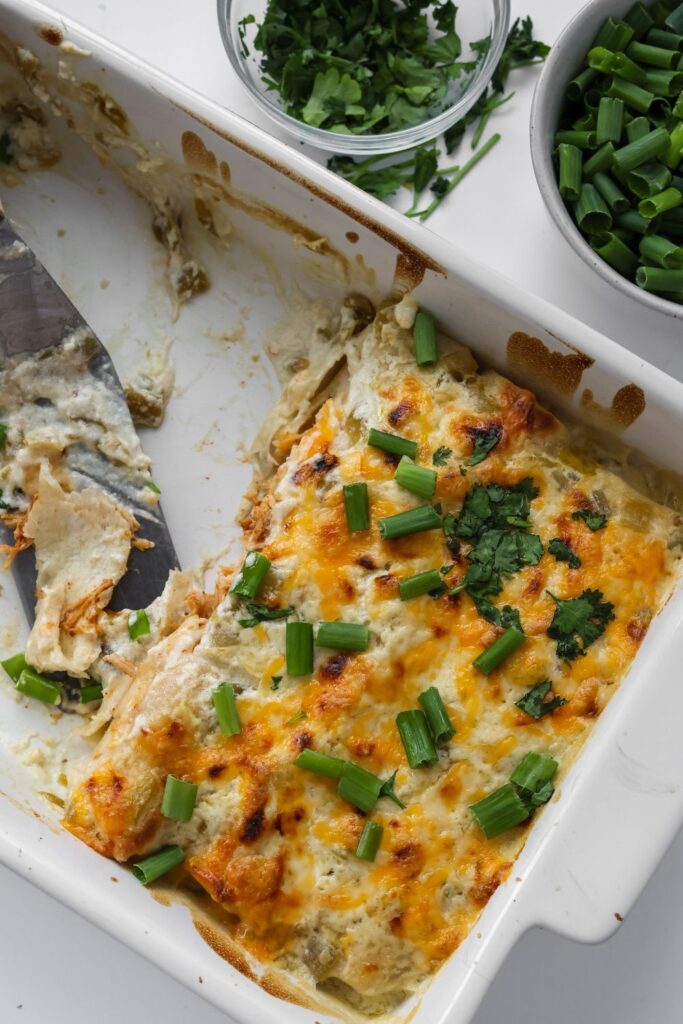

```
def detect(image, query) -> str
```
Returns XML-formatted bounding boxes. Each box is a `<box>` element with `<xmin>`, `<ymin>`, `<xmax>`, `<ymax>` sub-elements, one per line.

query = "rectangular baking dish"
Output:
<box><xmin>1</xmin><ymin>2</ymin><xmax>683</xmax><ymax>1022</ymax></box>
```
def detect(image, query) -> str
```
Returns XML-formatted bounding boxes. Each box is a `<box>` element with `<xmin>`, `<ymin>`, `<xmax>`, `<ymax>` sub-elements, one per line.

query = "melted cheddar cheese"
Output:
<box><xmin>64</xmin><ymin>303</ymin><xmax>681</xmax><ymax>1015</ymax></box>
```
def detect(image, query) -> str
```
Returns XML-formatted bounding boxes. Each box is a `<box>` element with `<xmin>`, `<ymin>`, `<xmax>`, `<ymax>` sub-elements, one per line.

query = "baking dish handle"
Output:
<box><xmin>517</xmin><ymin>598</ymin><xmax>683</xmax><ymax>942</ymax></box>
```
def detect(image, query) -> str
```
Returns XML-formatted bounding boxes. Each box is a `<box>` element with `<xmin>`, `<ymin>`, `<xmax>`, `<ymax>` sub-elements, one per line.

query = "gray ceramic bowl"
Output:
<box><xmin>530</xmin><ymin>0</ymin><xmax>683</xmax><ymax>320</ymax></box>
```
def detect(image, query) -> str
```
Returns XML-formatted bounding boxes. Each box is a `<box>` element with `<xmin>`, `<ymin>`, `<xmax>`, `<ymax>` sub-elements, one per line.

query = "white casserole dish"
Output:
<box><xmin>1</xmin><ymin>2</ymin><xmax>683</xmax><ymax>1023</ymax></box>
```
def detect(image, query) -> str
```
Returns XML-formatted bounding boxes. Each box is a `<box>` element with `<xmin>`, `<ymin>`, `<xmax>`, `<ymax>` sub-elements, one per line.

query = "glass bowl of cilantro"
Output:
<box><xmin>218</xmin><ymin>0</ymin><xmax>511</xmax><ymax>154</ymax></box>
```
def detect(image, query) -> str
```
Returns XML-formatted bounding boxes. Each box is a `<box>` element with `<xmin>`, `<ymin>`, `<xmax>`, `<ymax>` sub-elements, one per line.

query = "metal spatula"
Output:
<box><xmin>0</xmin><ymin>207</ymin><xmax>179</xmax><ymax>622</ymax></box>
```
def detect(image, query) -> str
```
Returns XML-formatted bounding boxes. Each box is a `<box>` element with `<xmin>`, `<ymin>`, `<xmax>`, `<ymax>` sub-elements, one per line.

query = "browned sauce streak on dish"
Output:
<box><xmin>34</xmin><ymin>23</ymin><xmax>63</xmax><ymax>46</ymax></box>
<box><xmin>581</xmin><ymin>383</ymin><xmax>646</xmax><ymax>430</ymax></box>
<box><xmin>507</xmin><ymin>331</ymin><xmax>594</xmax><ymax>395</ymax></box>
<box><xmin>172</xmin><ymin>111</ymin><xmax>443</xmax><ymax>278</ymax></box>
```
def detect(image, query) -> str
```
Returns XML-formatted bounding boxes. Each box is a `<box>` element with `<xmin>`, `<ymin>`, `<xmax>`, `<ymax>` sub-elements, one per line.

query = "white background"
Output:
<box><xmin>2</xmin><ymin>0</ymin><xmax>683</xmax><ymax>1022</ymax></box>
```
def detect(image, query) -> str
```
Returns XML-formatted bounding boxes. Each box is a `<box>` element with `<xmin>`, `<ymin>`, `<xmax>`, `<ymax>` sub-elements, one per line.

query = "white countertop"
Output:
<box><xmin>2</xmin><ymin>0</ymin><xmax>683</xmax><ymax>1021</ymax></box>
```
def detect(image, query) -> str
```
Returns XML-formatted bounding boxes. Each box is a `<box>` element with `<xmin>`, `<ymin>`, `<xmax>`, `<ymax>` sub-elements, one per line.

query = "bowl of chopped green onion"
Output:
<box><xmin>218</xmin><ymin>0</ymin><xmax>510</xmax><ymax>155</ymax></box>
<box><xmin>531</xmin><ymin>0</ymin><xmax>683</xmax><ymax>317</ymax></box>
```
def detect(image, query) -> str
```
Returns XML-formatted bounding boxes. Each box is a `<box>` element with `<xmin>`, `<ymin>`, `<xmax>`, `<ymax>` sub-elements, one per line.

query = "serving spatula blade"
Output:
<box><xmin>0</xmin><ymin>207</ymin><xmax>179</xmax><ymax>620</ymax></box>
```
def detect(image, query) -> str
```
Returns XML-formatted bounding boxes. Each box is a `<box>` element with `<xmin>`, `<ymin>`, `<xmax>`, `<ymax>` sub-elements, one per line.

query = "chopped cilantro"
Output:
<box><xmin>446</xmin><ymin>478</ymin><xmax>542</xmax><ymax>626</ymax></box>
<box><xmin>571</xmin><ymin>508</ymin><xmax>607</xmax><ymax>531</ymax></box>
<box><xmin>453</xmin><ymin>478</ymin><xmax>539</xmax><ymax>540</ymax></box>
<box><xmin>548</xmin><ymin>537</ymin><xmax>581</xmax><ymax>569</ymax></box>
<box><xmin>0</xmin><ymin>423</ymin><xmax>7</xmax><ymax>446</ymax></box>
<box><xmin>238</xmin><ymin>603</ymin><xmax>294</xmax><ymax>629</ymax></box>
<box><xmin>467</xmin><ymin>424</ymin><xmax>502</xmax><ymax>466</ymax></box>
<box><xmin>547</xmin><ymin>589</ymin><xmax>615</xmax><ymax>662</ymax></box>
<box><xmin>515</xmin><ymin>680</ymin><xmax>567</xmax><ymax>719</ymax></box>
<box><xmin>432</xmin><ymin>446</ymin><xmax>452</xmax><ymax>467</ymax></box>
<box><xmin>270</xmin><ymin>675</ymin><xmax>282</xmax><ymax>691</ymax></box>
<box><xmin>379</xmin><ymin>770</ymin><xmax>406</xmax><ymax>809</ymax></box>
<box><xmin>242</xmin><ymin>0</ymin><xmax>486</xmax><ymax>137</ymax></box>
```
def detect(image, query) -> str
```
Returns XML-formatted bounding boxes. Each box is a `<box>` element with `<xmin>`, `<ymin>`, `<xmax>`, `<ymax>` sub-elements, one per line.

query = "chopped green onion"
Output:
<box><xmin>590</xmin><ymin>232</ymin><xmax>639</xmax><ymax>274</ymax></box>
<box><xmin>616</xmin><ymin>208</ymin><xmax>653</xmax><ymax>233</ymax></box>
<box><xmin>16</xmin><ymin>667</ymin><xmax>61</xmax><ymax>705</ymax></box>
<box><xmin>132</xmin><ymin>845</ymin><xmax>185</xmax><ymax>885</ymax></box>
<box><xmin>144</xmin><ymin>478</ymin><xmax>161</xmax><ymax>495</ymax></box>
<box><xmin>161</xmin><ymin>774</ymin><xmax>198</xmax><ymax>822</ymax></box>
<box><xmin>558</xmin><ymin>143</ymin><xmax>583</xmax><ymax>201</ymax></box>
<box><xmin>394</xmin><ymin>455</ymin><xmax>437</xmax><ymax>500</ymax></box>
<box><xmin>587</xmin><ymin>45</ymin><xmax>616</xmax><ymax>74</ymax></box>
<box><xmin>212</xmin><ymin>683</ymin><xmax>241</xmax><ymax>736</ymax></box>
<box><xmin>665</xmin><ymin>121</ymin><xmax>683</xmax><ymax>167</ymax></box>
<box><xmin>626</xmin><ymin>116</ymin><xmax>651</xmax><ymax>142</ymax></box>
<box><xmin>647</xmin><ymin>26</ymin><xmax>683</xmax><ymax>49</ymax></box>
<box><xmin>640</xmin><ymin>232</ymin><xmax>683</xmax><ymax>265</ymax></box>
<box><xmin>1</xmin><ymin>651</ymin><xmax>28</xmax><ymax>682</ymax></box>
<box><xmin>596</xmin><ymin>96</ymin><xmax>624</xmax><ymax>144</ymax></box>
<box><xmin>286</xmin><ymin>621</ymin><xmax>314</xmax><ymax>675</ymax></box>
<box><xmin>584</xmin><ymin>141</ymin><xmax>616</xmax><ymax>177</ymax></box>
<box><xmin>343</xmin><ymin>482</ymin><xmax>370</xmax><ymax>533</ymax></box>
<box><xmin>367</xmin><ymin>428</ymin><xmax>417</xmax><ymax>460</ymax></box>
<box><xmin>612</xmin><ymin>50</ymin><xmax>649</xmax><ymax>85</ymax></box>
<box><xmin>470</xmin><ymin>783</ymin><xmax>531</xmax><ymax>839</ymax></box>
<box><xmin>399</xmin><ymin>569</ymin><xmax>443</xmax><ymax>601</ymax></box>
<box><xmin>378</xmin><ymin>504</ymin><xmax>442</xmax><ymax>540</ymax></box>
<box><xmin>593</xmin><ymin>172</ymin><xmax>630</xmax><ymax>212</ymax></box>
<box><xmin>80</xmin><ymin>681</ymin><xmax>103</xmax><ymax>704</ymax></box>
<box><xmin>396</xmin><ymin>709</ymin><xmax>438</xmax><ymax>768</ymax></box>
<box><xmin>607</xmin><ymin>77</ymin><xmax>655</xmax><ymax>113</ymax></box>
<box><xmin>554</xmin><ymin>129</ymin><xmax>597</xmax><ymax>149</ymax></box>
<box><xmin>567</xmin><ymin>67</ymin><xmax>598</xmax><ymax>102</ymax></box>
<box><xmin>644</xmin><ymin>68</ymin><xmax>683</xmax><ymax>95</ymax></box>
<box><xmin>286</xmin><ymin>710</ymin><xmax>307</xmax><ymax>725</ymax></box>
<box><xmin>510</xmin><ymin>751</ymin><xmax>559</xmax><ymax>806</ymax></box>
<box><xmin>666</xmin><ymin>2</ymin><xmax>683</xmax><ymax>34</ymax></box>
<box><xmin>593</xmin><ymin>16</ymin><xmax>634</xmax><ymax>52</ymax></box>
<box><xmin>639</xmin><ymin>185</ymin><xmax>683</xmax><ymax>217</ymax></box>
<box><xmin>627</xmin><ymin>39</ymin><xmax>680</xmax><ymax>67</ymax></box>
<box><xmin>316</xmin><ymin>621</ymin><xmax>369</xmax><ymax>652</ymax></box>
<box><xmin>576</xmin><ymin>183</ymin><xmax>612</xmax><ymax>233</ymax></box>
<box><xmin>413</xmin><ymin>309</ymin><xmax>437</xmax><ymax>366</ymax></box>
<box><xmin>231</xmin><ymin>551</ymin><xmax>270</xmax><ymax>599</ymax></box>
<box><xmin>628</xmin><ymin>2</ymin><xmax>656</xmax><ymax>39</ymax></box>
<box><xmin>418</xmin><ymin>686</ymin><xmax>455</xmax><ymax>744</ymax></box>
<box><xmin>337</xmin><ymin>761</ymin><xmax>382</xmax><ymax>812</ymax></box>
<box><xmin>613</xmin><ymin>126</ymin><xmax>670</xmax><ymax>170</ymax></box>
<box><xmin>473</xmin><ymin>626</ymin><xmax>525</xmax><ymax>675</ymax></box>
<box><xmin>625</xmin><ymin>159</ymin><xmax>672</xmax><ymax>197</ymax></box>
<box><xmin>636</xmin><ymin>264</ymin><xmax>683</xmax><ymax>289</ymax></box>
<box><xmin>293</xmin><ymin>748</ymin><xmax>345</xmax><ymax>778</ymax></box>
<box><xmin>128</xmin><ymin>609</ymin><xmax>151</xmax><ymax>641</ymax></box>
<box><xmin>356</xmin><ymin>820</ymin><xmax>383</xmax><ymax>861</ymax></box>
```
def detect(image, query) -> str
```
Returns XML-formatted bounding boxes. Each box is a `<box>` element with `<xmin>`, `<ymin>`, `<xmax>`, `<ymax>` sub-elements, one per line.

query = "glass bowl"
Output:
<box><xmin>217</xmin><ymin>0</ymin><xmax>511</xmax><ymax>155</ymax></box>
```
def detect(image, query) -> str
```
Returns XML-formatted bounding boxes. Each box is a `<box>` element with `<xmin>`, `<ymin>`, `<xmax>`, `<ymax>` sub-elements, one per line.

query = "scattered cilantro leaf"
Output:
<box><xmin>547</xmin><ymin>589</ymin><xmax>615</xmax><ymax>662</ymax></box>
<box><xmin>515</xmin><ymin>680</ymin><xmax>567</xmax><ymax>719</ymax></box>
<box><xmin>270</xmin><ymin>675</ymin><xmax>282</xmax><ymax>691</ymax></box>
<box><xmin>327</xmin><ymin>153</ymin><xmax>413</xmax><ymax>200</ymax></box>
<box><xmin>548</xmin><ymin>537</ymin><xmax>581</xmax><ymax>569</ymax></box>
<box><xmin>430</xmin><ymin>175</ymin><xmax>451</xmax><ymax>197</ymax></box>
<box><xmin>379</xmin><ymin>770</ymin><xmax>406</xmax><ymax>809</ymax></box>
<box><xmin>571</xmin><ymin>508</ymin><xmax>607</xmax><ymax>532</ymax></box>
<box><xmin>467</xmin><ymin>423</ymin><xmax>502</xmax><ymax>466</ymax></box>
<box><xmin>491</xmin><ymin>16</ymin><xmax>550</xmax><ymax>93</ymax></box>
<box><xmin>0</xmin><ymin>423</ymin><xmax>7</xmax><ymax>446</ymax></box>
<box><xmin>432</xmin><ymin>446</ymin><xmax>452</xmax><ymax>466</ymax></box>
<box><xmin>453</xmin><ymin>478</ymin><xmax>539</xmax><ymax>540</ymax></box>
<box><xmin>239</xmin><ymin>603</ymin><xmax>294</xmax><ymax>629</ymax></box>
